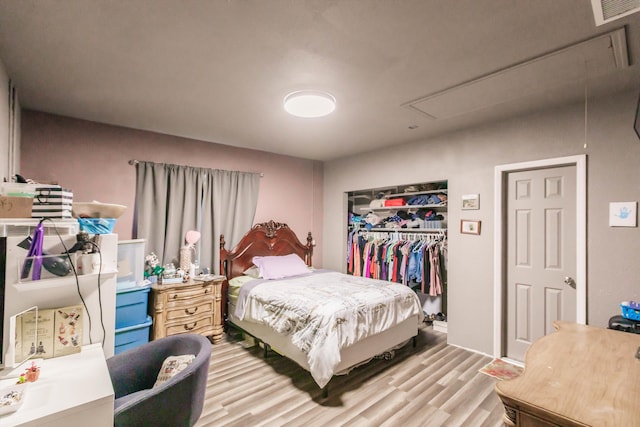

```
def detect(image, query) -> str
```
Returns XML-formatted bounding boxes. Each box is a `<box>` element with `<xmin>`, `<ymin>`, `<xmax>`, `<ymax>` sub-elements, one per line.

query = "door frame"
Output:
<box><xmin>493</xmin><ymin>154</ymin><xmax>587</xmax><ymax>358</ymax></box>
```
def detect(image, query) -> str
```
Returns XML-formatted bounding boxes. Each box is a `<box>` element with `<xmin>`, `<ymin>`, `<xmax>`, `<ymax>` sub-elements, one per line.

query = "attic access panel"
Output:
<box><xmin>404</xmin><ymin>28</ymin><xmax>629</xmax><ymax>120</ymax></box>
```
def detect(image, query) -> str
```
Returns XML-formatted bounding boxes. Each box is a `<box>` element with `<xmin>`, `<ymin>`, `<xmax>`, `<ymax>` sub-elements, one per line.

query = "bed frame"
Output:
<box><xmin>219</xmin><ymin>220</ymin><xmax>419</xmax><ymax>394</ymax></box>
<box><xmin>219</xmin><ymin>220</ymin><xmax>313</xmax><ymax>320</ymax></box>
<box><xmin>220</xmin><ymin>220</ymin><xmax>313</xmax><ymax>280</ymax></box>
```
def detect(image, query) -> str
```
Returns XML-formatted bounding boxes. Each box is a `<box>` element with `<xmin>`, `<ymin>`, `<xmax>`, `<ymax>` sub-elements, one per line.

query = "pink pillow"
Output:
<box><xmin>252</xmin><ymin>254</ymin><xmax>309</xmax><ymax>280</ymax></box>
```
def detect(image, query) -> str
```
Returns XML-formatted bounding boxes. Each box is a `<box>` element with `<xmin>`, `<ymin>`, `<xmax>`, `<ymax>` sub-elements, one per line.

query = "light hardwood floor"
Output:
<box><xmin>196</xmin><ymin>326</ymin><xmax>507</xmax><ymax>427</ymax></box>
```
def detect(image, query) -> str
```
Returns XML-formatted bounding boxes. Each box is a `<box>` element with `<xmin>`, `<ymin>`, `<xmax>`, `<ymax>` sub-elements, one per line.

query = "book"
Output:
<box><xmin>20</xmin><ymin>308</ymin><xmax>54</xmax><ymax>360</ymax></box>
<box><xmin>53</xmin><ymin>305</ymin><xmax>83</xmax><ymax>358</ymax></box>
<box><xmin>19</xmin><ymin>304</ymin><xmax>83</xmax><ymax>360</ymax></box>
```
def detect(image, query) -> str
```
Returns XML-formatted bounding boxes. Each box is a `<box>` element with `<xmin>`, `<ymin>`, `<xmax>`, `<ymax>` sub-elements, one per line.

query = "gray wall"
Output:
<box><xmin>323</xmin><ymin>88</ymin><xmax>640</xmax><ymax>355</ymax></box>
<box><xmin>0</xmin><ymin>57</ymin><xmax>10</xmax><ymax>181</ymax></box>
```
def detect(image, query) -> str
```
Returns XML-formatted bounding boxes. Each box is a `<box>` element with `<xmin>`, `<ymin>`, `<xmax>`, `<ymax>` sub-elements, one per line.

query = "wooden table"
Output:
<box><xmin>495</xmin><ymin>321</ymin><xmax>640</xmax><ymax>426</ymax></box>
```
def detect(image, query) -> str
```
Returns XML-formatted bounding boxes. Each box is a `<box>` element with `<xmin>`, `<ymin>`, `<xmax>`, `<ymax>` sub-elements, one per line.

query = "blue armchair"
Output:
<box><xmin>106</xmin><ymin>334</ymin><xmax>212</xmax><ymax>427</ymax></box>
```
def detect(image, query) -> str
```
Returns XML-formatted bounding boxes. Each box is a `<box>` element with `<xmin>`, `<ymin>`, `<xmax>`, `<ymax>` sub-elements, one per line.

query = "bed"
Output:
<box><xmin>219</xmin><ymin>220</ymin><xmax>424</xmax><ymax>390</ymax></box>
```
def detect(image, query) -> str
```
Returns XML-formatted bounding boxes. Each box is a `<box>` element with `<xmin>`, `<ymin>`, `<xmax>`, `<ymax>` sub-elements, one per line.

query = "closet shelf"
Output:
<box><xmin>360</xmin><ymin>203</ymin><xmax>447</xmax><ymax>212</ymax></box>
<box><xmin>359</xmin><ymin>228</ymin><xmax>447</xmax><ymax>233</ymax></box>
<box><xmin>384</xmin><ymin>189</ymin><xmax>447</xmax><ymax>198</ymax></box>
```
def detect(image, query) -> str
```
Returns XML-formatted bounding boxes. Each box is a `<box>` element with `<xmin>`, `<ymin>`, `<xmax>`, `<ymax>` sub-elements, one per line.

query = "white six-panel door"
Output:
<box><xmin>506</xmin><ymin>165</ymin><xmax>577</xmax><ymax>361</ymax></box>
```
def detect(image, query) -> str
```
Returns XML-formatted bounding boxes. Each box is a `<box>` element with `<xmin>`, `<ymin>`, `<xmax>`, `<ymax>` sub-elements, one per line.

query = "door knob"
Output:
<box><xmin>564</xmin><ymin>276</ymin><xmax>576</xmax><ymax>288</ymax></box>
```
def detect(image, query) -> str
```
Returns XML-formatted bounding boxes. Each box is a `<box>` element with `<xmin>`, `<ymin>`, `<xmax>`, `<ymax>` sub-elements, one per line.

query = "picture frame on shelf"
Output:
<box><xmin>460</xmin><ymin>219</ymin><xmax>481</xmax><ymax>235</ymax></box>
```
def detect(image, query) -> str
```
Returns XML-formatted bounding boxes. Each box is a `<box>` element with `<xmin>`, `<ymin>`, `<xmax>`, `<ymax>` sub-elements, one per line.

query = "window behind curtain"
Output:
<box><xmin>133</xmin><ymin>161</ymin><xmax>260</xmax><ymax>274</ymax></box>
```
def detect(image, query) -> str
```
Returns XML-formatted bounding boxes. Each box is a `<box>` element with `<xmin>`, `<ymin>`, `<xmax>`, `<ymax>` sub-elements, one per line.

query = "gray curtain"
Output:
<box><xmin>134</xmin><ymin>161</ymin><xmax>260</xmax><ymax>274</ymax></box>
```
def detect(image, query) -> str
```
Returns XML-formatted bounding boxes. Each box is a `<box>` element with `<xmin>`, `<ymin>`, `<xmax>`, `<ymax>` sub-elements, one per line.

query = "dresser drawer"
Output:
<box><xmin>151</xmin><ymin>277</ymin><xmax>224</xmax><ymax>342</ymax></box>
<box><xmin>165</xmin><ymin>284</ymin><xmax>213</xmax><ymax>302</ymax></box>
<box><xmin>165</xmin><ymin>300</ymin><xmax>214</xmax><ymax>321</ymax></box>
<box><xmin>165</xmin><ymin>314</ymin><xmax>213</xmax><ymax>336</ymax></box>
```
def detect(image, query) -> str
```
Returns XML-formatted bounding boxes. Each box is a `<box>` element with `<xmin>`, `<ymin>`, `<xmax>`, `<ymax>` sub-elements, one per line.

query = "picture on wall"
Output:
<box><xmin>462</xmin><ymin>194</ymin><xmax>479</xmax><ymax>210</ymax></box>
<box><xmin>609</xmin><ymin>202</ymin><xmax>637</xmax><ymax>227</ymax></box>
<box><xmin>460</xmin><ymin>219</ymin><xmax>481</xmax><ymax>235</ymax></box>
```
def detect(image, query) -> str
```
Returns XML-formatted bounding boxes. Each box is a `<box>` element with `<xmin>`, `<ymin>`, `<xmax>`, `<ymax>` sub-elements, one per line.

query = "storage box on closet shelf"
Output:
<box><xmin>423</xmin><ymin>220</ymin><xmax>447</xmax><ymax>229</ymax></box>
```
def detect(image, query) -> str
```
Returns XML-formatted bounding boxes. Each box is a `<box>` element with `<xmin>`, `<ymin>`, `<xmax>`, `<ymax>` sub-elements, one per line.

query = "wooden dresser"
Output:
<box><xmin>150</xmin><ymin>276</ymin><xmax>225</xmax><ymax>343</ymax></box>
<box><xmin>495</xmin><ymin>321</ymin><xmax>640</xmax><ymax>426</ymax></box>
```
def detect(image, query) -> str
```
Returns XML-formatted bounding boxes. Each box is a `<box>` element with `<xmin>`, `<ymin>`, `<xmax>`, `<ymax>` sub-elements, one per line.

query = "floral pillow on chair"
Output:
<box><xmin>153</xmin><ymin>354</ymin><xmax>196</xmax><ymax>388</ymax></box>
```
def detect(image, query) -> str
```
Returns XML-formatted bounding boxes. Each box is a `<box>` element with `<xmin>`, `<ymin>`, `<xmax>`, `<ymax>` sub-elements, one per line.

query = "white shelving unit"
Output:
<box><xmin>1</xmin><ymin>220</ymin><xmax>118</xmax><ymax>359</ymax></box>
<box><xmin>0</xmin><ymin>218</ymin><xmax>79</xmax><ymax>237</ymax></box>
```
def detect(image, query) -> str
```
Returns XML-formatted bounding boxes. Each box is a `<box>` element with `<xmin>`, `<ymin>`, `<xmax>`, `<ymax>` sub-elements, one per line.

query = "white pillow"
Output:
<box><xmin>153</xmin><ymin>354</ymin><xmax>195</xmax><ymax>388</ymax></box>
<box><xmin>252</xmin><ymin>254</ymin><xmax>309</xmax><ymax>280</ymax></box>
<box><xmin>243</xmin><ymin>265</ymin><xmax>261</xmax><ymax>278</ymax></box>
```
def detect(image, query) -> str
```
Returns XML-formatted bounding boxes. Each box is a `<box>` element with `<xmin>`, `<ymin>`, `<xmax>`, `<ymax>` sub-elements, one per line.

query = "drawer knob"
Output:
<box><xmin>172</xmin><ymin>294</ymin><xmax>178</xmax><ymax>299</ymax></box>
<box><xmin>185</xmin><ymin>307</ymin><xmax>198</xmax><ymax>315</ymax></box>
<box><xmin>184</xmin><ymin>322</ymin><xmax>197</xmax><ymax>331</ymax></box>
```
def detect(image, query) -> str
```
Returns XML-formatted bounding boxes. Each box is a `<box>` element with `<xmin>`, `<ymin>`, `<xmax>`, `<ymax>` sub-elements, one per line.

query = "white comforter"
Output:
<box><xmin>235</xmin><ymin>270</ymin><xmax>423</xmax><ymax>387</ymax></box>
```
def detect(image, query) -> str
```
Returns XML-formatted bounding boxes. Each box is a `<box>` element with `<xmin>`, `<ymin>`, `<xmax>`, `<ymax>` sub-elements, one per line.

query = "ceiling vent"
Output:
<box><xmin>591</xmin><ymin>0</ymin><xmax>640</xmax><ymax>25</ymax></box>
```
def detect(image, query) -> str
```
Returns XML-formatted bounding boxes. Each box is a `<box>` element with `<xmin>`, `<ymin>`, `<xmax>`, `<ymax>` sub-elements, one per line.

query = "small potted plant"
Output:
<box><xmin>21</xmin><ymin>361</ymin><xmax>40</xmax><ymax>383</ymax></box>
<box><xmin>144</xmin><ymin>252</ymin><xmax>164</xmax><ymax>283</ymax></box>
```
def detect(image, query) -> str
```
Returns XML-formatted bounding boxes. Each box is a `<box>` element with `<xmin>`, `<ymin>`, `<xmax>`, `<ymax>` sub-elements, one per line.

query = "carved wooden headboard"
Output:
<box><xmin>220</xmin><ymin>220</ymin><xmax>313</xmax><ymax>280</ymax></box>
<box><xmin>219</xmin><ymin>220</ymin><xmax>313</xmax><ymax>320</ymax></box>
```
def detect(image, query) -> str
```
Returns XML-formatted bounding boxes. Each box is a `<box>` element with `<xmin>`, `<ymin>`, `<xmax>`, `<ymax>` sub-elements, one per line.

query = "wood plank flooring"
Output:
<box><xmin>196</xmin><ymin>327</ymin><xmax>507</xmax><ymax>427</ymax></box>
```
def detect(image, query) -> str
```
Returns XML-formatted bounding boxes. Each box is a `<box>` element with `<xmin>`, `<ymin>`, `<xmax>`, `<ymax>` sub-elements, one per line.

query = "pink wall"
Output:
<box><xmin>20</xmin><ymin>111</ymin><xmax>323</xmax><ymax>266</ymax></box>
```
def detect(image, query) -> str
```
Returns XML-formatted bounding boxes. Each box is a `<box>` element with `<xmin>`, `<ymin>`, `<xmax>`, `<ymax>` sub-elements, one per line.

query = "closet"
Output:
<box><xmin>347</xmin><ymin>181</ymin><xmax>448</xmax><ymax>332</ymax></box>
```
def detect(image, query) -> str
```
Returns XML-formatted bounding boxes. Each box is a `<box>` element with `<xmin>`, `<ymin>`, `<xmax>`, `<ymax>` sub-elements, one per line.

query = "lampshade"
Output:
<box><xmin>283</xmin><ymin>90</ymin><xmax>336</xmax><ymax>118</ymax></box>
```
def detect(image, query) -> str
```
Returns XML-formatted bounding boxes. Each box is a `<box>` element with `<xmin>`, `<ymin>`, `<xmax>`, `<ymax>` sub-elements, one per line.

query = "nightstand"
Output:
<box><xmin>150</xmin><ymin>276</ymin><xmax>224</xmax><ymax>343</ymax></box>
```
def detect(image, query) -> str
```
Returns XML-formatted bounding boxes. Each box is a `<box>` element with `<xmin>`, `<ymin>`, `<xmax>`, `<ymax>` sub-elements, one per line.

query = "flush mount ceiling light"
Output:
<box><xmin>283</xmin><ymin>90</ymin><xmax>336</xmax><ymax>118</ymax></box>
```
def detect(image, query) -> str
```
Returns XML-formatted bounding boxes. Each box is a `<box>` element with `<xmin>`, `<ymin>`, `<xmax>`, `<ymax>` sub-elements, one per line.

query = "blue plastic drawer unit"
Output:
<box><xmin>115</xmin><ymin>285</ymin><xmax>151</xmax><ymax>329</ymax></box>
<box><xmin>114</xmin><ymin>316</ymin><xmax>153</xmax><ymax>355</ymax></box>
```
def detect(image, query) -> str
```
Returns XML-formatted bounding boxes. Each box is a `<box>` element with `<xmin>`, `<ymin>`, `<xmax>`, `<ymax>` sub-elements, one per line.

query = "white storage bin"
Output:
<box><xmin>0</xmin><ymin>183</ymin><xmax>40</xmax><ymax>198</ymax></box>
<box><xmin>117</xmin><ymin>239</ymin><xmax>146</xmax><ymax>290</ymax></box>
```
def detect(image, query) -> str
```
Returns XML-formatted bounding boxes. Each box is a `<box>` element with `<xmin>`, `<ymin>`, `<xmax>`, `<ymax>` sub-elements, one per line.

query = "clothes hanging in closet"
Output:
<box><xmin>348</xmin><ymin>231</ymin><xmax>446</xmax><ymax>296</ymax></box>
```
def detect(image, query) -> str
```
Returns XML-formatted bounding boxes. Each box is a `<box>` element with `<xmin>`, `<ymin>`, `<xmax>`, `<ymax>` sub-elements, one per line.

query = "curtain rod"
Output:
<box><xmin>128</xmin><ymin>159</ymin><xmax>264</xmax><ymax>177</ymax></box>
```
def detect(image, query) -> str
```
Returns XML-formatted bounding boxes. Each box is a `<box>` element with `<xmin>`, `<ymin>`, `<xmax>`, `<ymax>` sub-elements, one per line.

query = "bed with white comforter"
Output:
<box><xmin>220</xmin><ymin>221</ymin><xmax>424</xmax><ymax>389</ymax></box>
